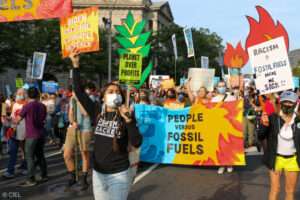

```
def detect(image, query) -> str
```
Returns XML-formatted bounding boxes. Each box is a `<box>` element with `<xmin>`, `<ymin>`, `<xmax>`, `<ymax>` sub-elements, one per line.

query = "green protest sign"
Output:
<box><xmin>119</xmin><ymin>53</ymin><xmax>142</xmax><ymax>83</ymax></box>
<box><xmin>115</xmin><ymin>11</ymin><xmax>152</xmax><ymax>87</ymax></box>
<box><xmin>16</xmin><ymin>78</ymin><xmax>24</xmax><ymax>88</ymax></box>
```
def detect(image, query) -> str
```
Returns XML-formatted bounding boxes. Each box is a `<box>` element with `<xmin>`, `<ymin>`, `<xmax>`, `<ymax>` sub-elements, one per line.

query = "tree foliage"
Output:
<box><xmin>0</xmin><ymin>20</ymin><xmax>224</xmax><ymax>85</ymax></box>
<box><xmin>150</xmin><ymin>25</ymin><xmax>224</xmax><ymax>81</ymax></box>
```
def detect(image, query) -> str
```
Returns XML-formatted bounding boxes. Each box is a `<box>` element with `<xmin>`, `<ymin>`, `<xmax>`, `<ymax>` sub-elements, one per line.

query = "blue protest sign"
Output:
<box><xmin>42</xmin><ymin>81</ymin><xmax>59</xmax><ymax>94</ymax></box>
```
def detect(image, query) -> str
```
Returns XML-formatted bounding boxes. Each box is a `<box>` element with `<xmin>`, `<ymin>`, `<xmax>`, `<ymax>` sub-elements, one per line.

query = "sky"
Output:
<box><xmin>167</xmin><ymin>0</ymin><xmax>300</xmax><ymax>73</ymax></box>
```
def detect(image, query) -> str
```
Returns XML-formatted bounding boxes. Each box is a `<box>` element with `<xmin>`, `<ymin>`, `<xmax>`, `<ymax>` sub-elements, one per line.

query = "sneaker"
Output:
<box><xmin>20</xmin><ymin>170</ymin><xmax>28</xmax><ymax>176</ymax></box>
<box><xmin>20</xmin><ymin>180</ymin><xmax>37</xmax><ymax>187</ymax></box>
<box><xmin>227</xmin><ymin>167</ymin><xmax>233</xmax><ymax>173</ymax></box>
<box><xmin>2</xmin><ymin>172</ymin><xmax>15</xmax><ymax>179</ymax></box>
<box><xmin>67</xmin><ymin>172</ymin><xmax>77</xmax><ymax>188</ymax></box>
<box><xmin>217</xmin><ymin>167</ymin><xmax>225</xmax><ymax>175</ymax></box>
<box><xmin>80</xmin><ymin>181</ymin><xmax>89</xmax><ymax>191</ymax></box>
<box><xmin>39</xmin><ymin>176</ymin><xmax>49</xmax><ymax>183</ymax></box>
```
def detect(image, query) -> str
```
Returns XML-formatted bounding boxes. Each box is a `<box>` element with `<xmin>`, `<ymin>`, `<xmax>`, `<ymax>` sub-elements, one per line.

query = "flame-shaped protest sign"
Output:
<box><xmin>115</xmin><ymin>11</ymin><xmax>152</xmax><ymax>87</ymax></box>
<box><xmin>224</xmin><ymin>42</ymin><xmax>248</xmax><ymax>90</ymax></box>
<box><xmin>245</xmin><ymin>5</ymin><xmax>289</xmax><ymax>51</ymax></box>
<box><xmin>224</xmin><ymin>42</ymin><xmax>249</xmax><ymax>69</ymax></box>
<box><xmin>246</xmin><ymin>6</ymin><xmax>293</xmax><ymax>95</ymax></box>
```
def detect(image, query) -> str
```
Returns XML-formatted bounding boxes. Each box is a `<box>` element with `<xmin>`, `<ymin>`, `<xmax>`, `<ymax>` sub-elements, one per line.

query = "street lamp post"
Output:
<box><xmin>108</xmin><ymin>10</ymin><xmax>112</xmax><ymax>83</ymax></box>
<box><xmin>103</xmin><ymin>11</ymin><xmax>112</xmax><ymax>83</ymax></box>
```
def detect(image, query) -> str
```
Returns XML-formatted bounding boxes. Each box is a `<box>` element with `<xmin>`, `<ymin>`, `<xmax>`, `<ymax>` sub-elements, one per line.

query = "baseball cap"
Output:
<box><xmin>280</xmin><ymin>91</ymin><xmax>298</xmax><ymax>103</ymax></box>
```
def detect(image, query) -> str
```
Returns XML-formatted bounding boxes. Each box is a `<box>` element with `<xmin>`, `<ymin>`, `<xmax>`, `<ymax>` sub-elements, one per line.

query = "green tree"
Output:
<box><xmin>0</xmin><ymin>20</ymin><xmax>119</xmax><ymax>86</ymax></box>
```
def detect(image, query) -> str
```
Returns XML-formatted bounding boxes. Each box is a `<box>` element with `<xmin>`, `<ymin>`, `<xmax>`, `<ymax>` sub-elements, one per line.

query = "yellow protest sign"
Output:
<box><xmin>0</xmin><ymin>0</ymin><xmax>72</xmax><ymax>22</ymax></box>
<box><xmin>134</xmin><ymin>100</ymin><xmax>245</xmax><ymax>166</ymax></box>
<box><xmin>161</xmin><ymin>79</ymin><xmax>175</xmax><ymax>90</ymax></box>
<box><xmin>16</xmin><ymin>78</ymin><xmax>24</xmax><ymax>88</ymax></box>
<box><xmin>1</xmin><ymin>103</ymin><xmax>6</xmax><ymax>116</ymax></box>
<box><xmin>119</xmin><ymin>53</ymin><xmax>142</xmax><ymax>83</ymax></box>
<box><xmin>60</xmin><ymin>7</ymin><xmax>100</xmax><ymax>58</ymax></box>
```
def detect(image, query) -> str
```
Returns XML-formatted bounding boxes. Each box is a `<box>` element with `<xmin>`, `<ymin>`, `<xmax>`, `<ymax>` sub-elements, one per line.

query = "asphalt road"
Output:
<box><xmin>1</xmin><ymin>145</ymin><xmax>300</xmax><ymax>200</ymax></box>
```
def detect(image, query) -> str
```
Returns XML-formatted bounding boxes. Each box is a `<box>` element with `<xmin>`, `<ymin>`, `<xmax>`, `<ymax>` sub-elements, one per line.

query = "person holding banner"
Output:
<box><xmin>163</xmin><ymin>88</ymin><xmax>185</xmax><ymax>109</ymax></box>
<box><xmin>69</xmin><ymin>50</ymin><xmax>143</xmax><ymax>200</ymax></box>
<box><xmin>260</xmin><ymin>91</ymin><xmax>300</xmax><ymax>200</ymax></box>
<box><xmin>211</xmin><ymin>80</ymin><xmax>236</xmax><ymax>174</ymax></box>
<box><xmin>185</xmin><ymin>79</ymin><xmax>208</xmax><ymax>105</ymax></box>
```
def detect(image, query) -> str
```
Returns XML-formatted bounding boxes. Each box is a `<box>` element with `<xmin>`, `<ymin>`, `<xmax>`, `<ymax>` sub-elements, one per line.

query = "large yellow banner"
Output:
<box><xmin>0</xmin><ymin>0</ymin><xmax>72</xmax><ymax>22</ymax></box>
<box><xmin>60</xmin><ymin>7</ymin><xmax>100</xmax><ymax>58</ymax></box>
<box><xmin>134</xmin><ymin>101</ymin><xmax>245</xmax><ymax>166</ymax></box>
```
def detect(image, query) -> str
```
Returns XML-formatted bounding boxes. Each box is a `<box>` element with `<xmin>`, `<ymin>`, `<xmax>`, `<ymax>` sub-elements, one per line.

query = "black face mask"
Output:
<box><xmin>281</xmin><ymin>104</ymin><xmax>296</xmax><ymax>115</ymax></box>
<box><xmin>140</xmin><ymin>95</ymin><xmax>148</xmax><ymax>102</ymax></box>
<box><xmin>167</xmin><ymin>94</ymin><xmax>176</xmax><ymax>99</ymax></box>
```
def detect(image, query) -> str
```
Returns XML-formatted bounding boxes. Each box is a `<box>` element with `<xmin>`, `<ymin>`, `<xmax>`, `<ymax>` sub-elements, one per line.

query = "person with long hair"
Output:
<box><xmin>260</xmin><ymin>91</ymin><xmax>300</xmax><ymax>200</ymax></box>
<box><xmin>185</xmin><ymin>78</ymin><xmax>208</xmax><ymax>105</ymax></box>
<box><xmin>69</xmin><ymin>50</ymin><xmax>143</xmax><ymax>200</ymax></box>
<box><xmin>3</xmin><ymin>88</ymin><xmax>27</xmax><ymax>178</ymax></box>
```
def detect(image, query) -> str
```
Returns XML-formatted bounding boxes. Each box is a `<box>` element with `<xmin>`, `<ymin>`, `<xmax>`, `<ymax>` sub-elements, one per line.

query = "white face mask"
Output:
<box><xmin>105</xmin><ymin>93</ymin><xmax>122</xmax><ymax>108</ymax></box>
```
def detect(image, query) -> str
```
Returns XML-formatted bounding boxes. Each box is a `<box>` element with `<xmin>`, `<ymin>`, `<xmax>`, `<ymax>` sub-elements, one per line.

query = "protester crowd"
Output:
<box><xmin>1</xmin><ymin>57</ymin><xmax>300</xmax><ymax>200</ymax></box>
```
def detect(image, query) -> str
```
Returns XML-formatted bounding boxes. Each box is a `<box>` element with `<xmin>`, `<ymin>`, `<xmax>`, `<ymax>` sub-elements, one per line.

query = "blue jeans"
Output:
<box><xmin>93</xmin><ymin>169</ymin><xmax>132</xmax><ymax>200</ymax></box>
<box><xmin>7</xmin><ymin>138</ymin><xmax>18</xmax><ymax>175</ymax></box>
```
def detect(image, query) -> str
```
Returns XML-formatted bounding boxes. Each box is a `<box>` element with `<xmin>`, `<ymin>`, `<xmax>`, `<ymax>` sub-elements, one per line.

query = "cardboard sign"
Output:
<box><xmin>119</xmin><ymin>53</ymin><xmax>142</xmax><ymax>83</ymax></box>
<box><xmin>15</xmin><ymin>78</ymin><xmax>24</xmax><ymax>88</ymax></box>
<box><xmin>60</xmin><ymin>7</ymin><xmax>100</xmax><ymax>58</ymax></box>
<box><xmin>248</xmin><ymin>37</ymin><xmax>294</xmax><ymax>95</ymax></box>
<box><xmin>201</xmin><ymin>56</ymin><xmax>209</xmax><ymax>68</ymax></box>
<box><xmin>42</xmin><ymin>81</ymin><xmax>59</xmax><ymax>94</ymax></box>
<box><xmin>134</xmin><ymin>101</ymin><xmax>245</xmax><ymax>166</ymax></box>
<box><xmin>149</xmin><ymin>75</ymin><xmax>170</xmax><ymax>89</ymax></box>
<box><xmin>0</xmin><ymin>0</ymin><xmax>72</xmax><ymax>23</ymax></box>
<box><xmin>31</xmin><ymin>52</ymin><xmax>46</xmax><ymax>80</ymax></box>
<box><xmin>160</xmin><ymin>79</ymin><xmax>175</xmax><ymax>90</ymax></box>
<box><xmin>188</xmin><ymin>68</ymin><xmax>215</xmax><ymax>92</ymax></box>
<box><xmin>213</xmin><ymin>77</ymin><xmax>220</xmax><ymax>86</ymax></box>
<box><xmin>1</xmin><ymin>103</ymin><xmax>6</xmax><ymax>116</ymax></box>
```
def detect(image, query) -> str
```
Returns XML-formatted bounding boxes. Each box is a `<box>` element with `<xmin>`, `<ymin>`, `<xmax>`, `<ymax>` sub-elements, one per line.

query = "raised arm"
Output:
<box><xmin>185</xmin><ymin>78</ymin><xmax>195</xmax><ymax>104</ymax></box>
<box><xmin>69</xmin><ymin>51</ymin><xmax>97</xmax><ymax>122</ymax></box>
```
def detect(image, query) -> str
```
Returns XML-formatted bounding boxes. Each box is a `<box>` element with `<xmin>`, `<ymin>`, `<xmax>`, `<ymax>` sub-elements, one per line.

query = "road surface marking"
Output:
<box><xmin>134</xmin><ymin>164</ymin><xmax>159</xmax><ymax>185</ymax></box>
<box><xmin>0</xmin><ymin>151</ymin><xmax>61</xmax><ymax>173</ymax></box>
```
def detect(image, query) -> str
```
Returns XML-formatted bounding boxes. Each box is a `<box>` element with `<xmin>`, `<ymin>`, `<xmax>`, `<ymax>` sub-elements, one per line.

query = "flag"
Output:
<box><xmin>183</xmin><ymin>28</ymin><xmax>195</xmax><ymax>58</ymax></box>
<box><xmin>172</xmin><ymin>34</ymin><xmax>178</xmax><ymax>60</ymax></box>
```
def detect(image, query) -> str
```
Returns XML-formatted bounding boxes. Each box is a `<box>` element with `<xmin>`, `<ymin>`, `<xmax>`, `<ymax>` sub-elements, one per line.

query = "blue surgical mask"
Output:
<box><xmin>217</xmin><ymin>87</ymin><xmax>226</xmax><ymax>95</ymax></box>
<box><xmin>16</xmin><ymin>95</ymin><xmax>24</xmax><ymax>101</ymax></box>
<box><xmin>178</xmin><ymin>94</ymin><xmax>185</xmax><ymax>102</ymax></box>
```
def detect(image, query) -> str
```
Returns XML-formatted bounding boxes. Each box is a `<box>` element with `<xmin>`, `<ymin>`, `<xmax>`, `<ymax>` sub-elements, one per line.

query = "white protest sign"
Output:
<box><xmin>188</xmin><ymin>68</ymin><xmax>215</xmax><ymax>92</ymax></box>
<box><xmin>31</xmin><ymin>52</ymin><xmax>47</xmax><ymax>80</ymax></box>
<box><xmin>248</xmin><ymin>37</ymin><xmax>294</xmax><ymax>95</ymax></box>
<box><xmin>149</xmin><ymin>75</ymin><xmax>170</xmax><ymax>89</ymax></box>
<box><xmin>201</xmin><ymin>56</ymin><xmax>209</xmax><ymax>68</ymax></box>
